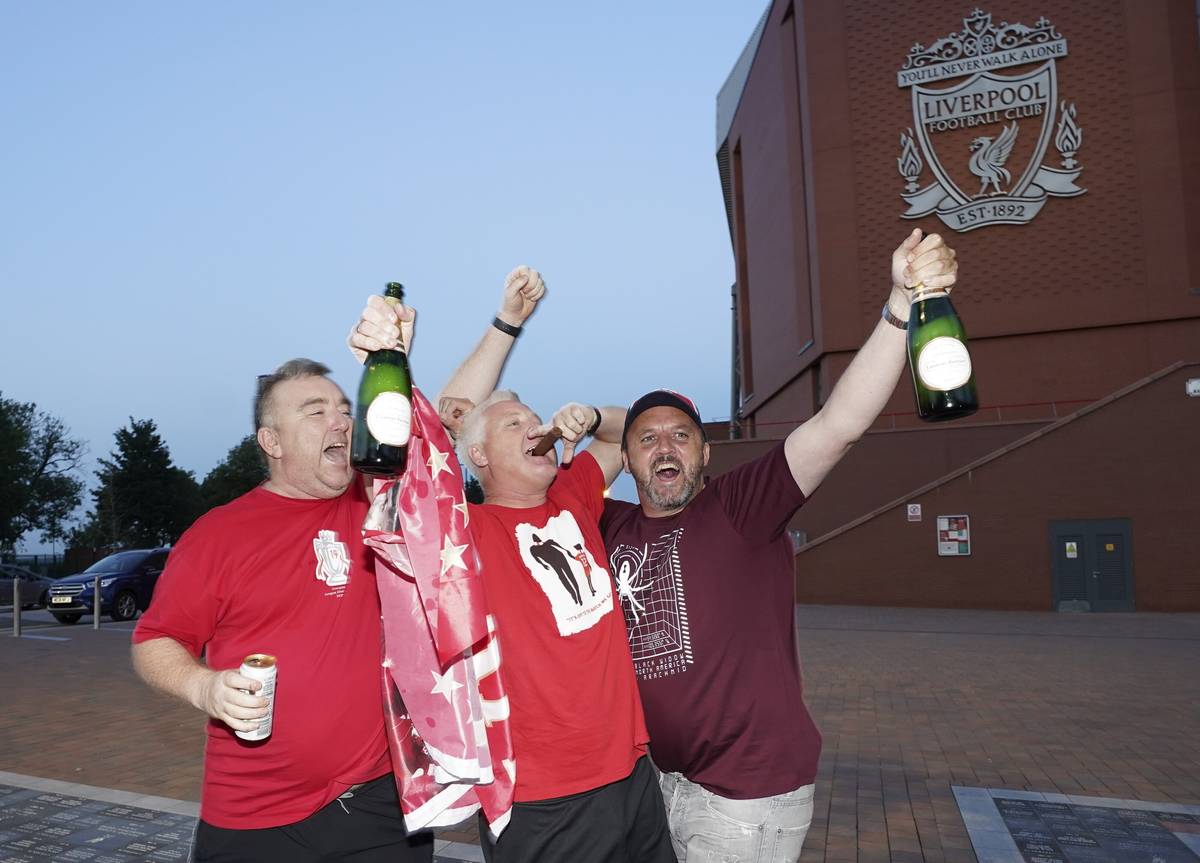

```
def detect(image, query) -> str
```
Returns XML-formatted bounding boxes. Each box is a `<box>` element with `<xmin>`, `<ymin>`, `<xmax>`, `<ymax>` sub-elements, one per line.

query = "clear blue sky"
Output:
<box><xmin>2</xmin><ymin>3</ymin><xmax>766</xmax><ymax>551</ymax></box>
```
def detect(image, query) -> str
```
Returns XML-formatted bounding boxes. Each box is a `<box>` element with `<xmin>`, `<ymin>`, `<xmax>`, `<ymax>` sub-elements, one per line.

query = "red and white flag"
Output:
<box><xmin>363</xmin><ymin>387</ymin><xmax>514</xmax><ymax>835</ymax></box>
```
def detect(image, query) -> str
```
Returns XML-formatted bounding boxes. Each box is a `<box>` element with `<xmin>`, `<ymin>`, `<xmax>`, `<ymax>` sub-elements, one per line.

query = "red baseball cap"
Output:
<box><xmin>621</xmin><ymin>390</ymin><xmax>705</xmax><ymax>449</ymax></box>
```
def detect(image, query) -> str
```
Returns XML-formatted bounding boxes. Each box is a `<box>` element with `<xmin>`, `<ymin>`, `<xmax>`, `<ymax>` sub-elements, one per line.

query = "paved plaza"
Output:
<box><xmin>1</xmin><ymin>604</ymin><xmax>1197</xmax><ymax>861</ymax></box>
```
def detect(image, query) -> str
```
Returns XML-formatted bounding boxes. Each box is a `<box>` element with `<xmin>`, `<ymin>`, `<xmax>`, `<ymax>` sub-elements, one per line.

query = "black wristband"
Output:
<box><xmin>492</xmin><ymin>317</ymin><xmax>522</xmax><ymax>338</ymax></box>
<box><xmin>586</xmin><ymin>406</ymin><xmax>602</xmax><ymax>436</ymax></box>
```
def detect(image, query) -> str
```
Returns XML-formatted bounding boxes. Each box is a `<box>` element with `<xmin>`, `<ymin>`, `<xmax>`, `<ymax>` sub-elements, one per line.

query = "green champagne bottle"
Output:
<box><xmin>906</xmin><ymin>284</ymin><xmax>979</xmax><ymax>422</ymax></box>
<box><xmin>351</xmin><ymin>282</ymin><xmax>413</xmax><ymax>475</ymax></box>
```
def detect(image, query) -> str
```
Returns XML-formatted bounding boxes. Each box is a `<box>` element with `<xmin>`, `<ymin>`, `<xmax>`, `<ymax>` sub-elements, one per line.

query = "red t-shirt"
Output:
<box><xmin>132</xmin><ymin>485</ymin><xmax>391</xmax><ymax>829</ymax></box>
<box><xmin>470</xmin><ymin>453</ymin><xmax>648</xmax><ymax>802</ymax></box>
<box><xmin>601</xmin><ymin>442</ymin><xmax>821</xmax><ymax>799</ymax></box>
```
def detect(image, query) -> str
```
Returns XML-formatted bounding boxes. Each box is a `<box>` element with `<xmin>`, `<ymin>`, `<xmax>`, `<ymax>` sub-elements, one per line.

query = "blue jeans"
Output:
<box><xmin>658</xmin><ymin>772</ymin><xmax>814</xmax><ymax>863</ymax></box>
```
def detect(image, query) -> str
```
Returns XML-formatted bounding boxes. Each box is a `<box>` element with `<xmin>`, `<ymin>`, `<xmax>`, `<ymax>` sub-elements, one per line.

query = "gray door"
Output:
<box><xmin>1049</xmin><ymin>519</ymin><xmax>1134</xmax><ymax>612</ymax></box>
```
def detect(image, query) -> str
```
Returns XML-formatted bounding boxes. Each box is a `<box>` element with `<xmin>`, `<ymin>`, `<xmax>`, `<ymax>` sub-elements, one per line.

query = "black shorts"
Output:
<box><xmin>480</xmin><ymin>756</ymin><xmax>675</xmax><ymax>863</ymax></box>
<box><xmin>192</xmin><ymin>774</ymin><xmax>433</xmax><ymax>863</ymax></box>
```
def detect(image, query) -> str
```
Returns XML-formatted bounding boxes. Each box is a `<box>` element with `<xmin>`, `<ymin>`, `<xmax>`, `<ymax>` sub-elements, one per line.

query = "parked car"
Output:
<box><xmin>0</xmin><ymin>564</ymin><xmax>55</xmax><ymax>609</ymax></box>
<box><xmin>46</xmin><ymin>548</ymin><xmax>170</xmax><ymax>624</ymax></box>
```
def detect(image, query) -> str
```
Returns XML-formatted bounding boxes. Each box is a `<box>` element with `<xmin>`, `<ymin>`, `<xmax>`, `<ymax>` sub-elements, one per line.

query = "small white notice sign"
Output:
<box><xmin>907</xmin><ymin>504</ymin><xmax>922</xmax><ymax>522</ymax></box>
<box><xmin>936</xmin><ymin>515</ymin><xmax>971</xmax><ymax>556</ymax></box>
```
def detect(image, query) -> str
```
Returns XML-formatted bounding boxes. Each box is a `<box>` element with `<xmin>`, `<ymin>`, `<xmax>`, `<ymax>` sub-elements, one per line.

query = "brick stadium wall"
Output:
<box><xmin>708</xmin><ymin>317</ymin><xmax>1200</xmax><ymax>541</ymax></box>
<box><xmin>792</xmin><ymin>364</ymin><xmax>1200</xmax><ymax>612</ymax></box>
<box><xmin>725</xmin><ymin>0</ymin><xmax>1200</xmax><ymax>421</ymax></box>
<box><xmin>841</xmin><ymin>0</ymin><xmax>1156</xmax><ymax>342</ymax></box>
<box><xmin>708</xmin><ymin>421</ymin><xmax>1040</xmax><ymax>541</ymax></box>
<box><xmin>716</xmin><ymin>1</ymin><xmax>1199</xmax><ymax>611</ymax></box>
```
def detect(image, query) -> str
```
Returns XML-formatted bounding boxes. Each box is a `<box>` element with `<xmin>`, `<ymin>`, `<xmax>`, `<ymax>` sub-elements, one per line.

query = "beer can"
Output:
<box><xmin>235</xmin><ymin>654</ymin><xmax>277</xmax><ymax>741</ymax></box>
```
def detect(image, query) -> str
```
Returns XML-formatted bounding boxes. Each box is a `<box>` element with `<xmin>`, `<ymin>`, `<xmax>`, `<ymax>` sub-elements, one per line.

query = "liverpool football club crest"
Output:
<box><xmin>896</xmin><ymin>9</ymin><xmax>1085</xmax><ymax>231</ymax></box>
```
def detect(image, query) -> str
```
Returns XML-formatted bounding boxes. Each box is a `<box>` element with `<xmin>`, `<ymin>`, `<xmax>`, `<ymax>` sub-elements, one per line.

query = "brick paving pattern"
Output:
<box><xmin>2</xmin><ymin>605</ymin><xmax>1197</xmax><ymax>861</ymax></box>
<box><xmin>795</xmin><ymin>607</ymin><xmax>1200</xmax><ymax>863</ymax></box>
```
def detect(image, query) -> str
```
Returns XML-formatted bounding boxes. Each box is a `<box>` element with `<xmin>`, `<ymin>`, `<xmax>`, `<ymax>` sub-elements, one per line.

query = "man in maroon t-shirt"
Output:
<box><xmin>132</xmin><ymin>352</ymin><xmax>433</xmax><ymax>862</ymax></box>
<box><xmin>599</xmin><ymin>230</ymin><xmax>959</xmax><ymax>862</ymax></box>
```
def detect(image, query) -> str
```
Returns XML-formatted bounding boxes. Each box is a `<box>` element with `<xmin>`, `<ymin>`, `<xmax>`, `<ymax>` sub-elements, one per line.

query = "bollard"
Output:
<box><xmin>12</xmin><ymin>576</ymin><xmax>20</xmax><ymax>638</ymax></box>
<box><xmin>93</xmin><ymin>575</ymin><xmax>101</xmax><ymax>630</ymax></box>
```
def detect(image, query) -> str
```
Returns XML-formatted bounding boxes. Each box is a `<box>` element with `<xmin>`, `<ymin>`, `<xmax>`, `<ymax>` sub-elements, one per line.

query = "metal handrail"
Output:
<box><xmin>718</xmin><ymin>396</ymin><xmax>1098</xmax><ymax>436</ymax></box>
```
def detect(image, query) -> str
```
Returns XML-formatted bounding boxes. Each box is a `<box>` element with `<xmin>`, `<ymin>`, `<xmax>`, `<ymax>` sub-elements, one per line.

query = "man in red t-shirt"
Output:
<box><xmin>131</xmin><ymin>352</ymin><xmax>433</xmax><ymax>863</ymax></box>
<box><xmin>353</xmin><ymin>267</ymin><xmax>674</xmax><ymax>863</ymax></box>
<box><xmin>600</xmin><ymin>231</ymin><xmax>959</xmax><ymax>862</ymax></box>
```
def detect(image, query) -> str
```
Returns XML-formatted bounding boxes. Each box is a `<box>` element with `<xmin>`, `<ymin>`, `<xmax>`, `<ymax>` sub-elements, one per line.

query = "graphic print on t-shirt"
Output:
<box><xmin>514</xmin><ymin>511</ymin><xmax>612</xmax><ymax>636</ymax></box>
<box><xmin>609</xmin><ymin>527</ymin><xmax>693</xmax><ymax>680</ymax></box>
<box><xmin>312</xmin><ymin>529</ymin><xmax>350</xmax><ymax>596</ymax></box>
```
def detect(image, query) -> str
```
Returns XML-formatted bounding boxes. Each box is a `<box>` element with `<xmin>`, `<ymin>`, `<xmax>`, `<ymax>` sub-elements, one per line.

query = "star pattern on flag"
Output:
<box><xmin>430</xmin><ymin>669</ymin><xmax>464</xmax><ymax>704</ymax></box>
<box><xmin>369</xmin><ymin>386</ymin><xmax>514</xmax><ymax>833</ymax></box>
<box><xmin>440</xmin><ymin>535</ymin><xmax>469</xmax><ymax>575</ymax></box>
<box><xmin>427</xmin><ymin>445</ymin><xmax>453</xmax><ymax>478</ymax></box>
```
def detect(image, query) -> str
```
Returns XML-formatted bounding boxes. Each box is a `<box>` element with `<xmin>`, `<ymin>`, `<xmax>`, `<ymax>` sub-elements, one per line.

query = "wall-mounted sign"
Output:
<box><xmin>1065</xmin><ymin>541</ymin><xmax>1078</xmax><ymax>559</ymax></box>
<box><xmin>907</xmin><ymin>503</ymin><xmax>923</xmax><ymax>522</ymax></box>
<box><xmin>937</xmin><ymin>514</ymin><xmax>971</xmax><ymax>556</ymax></box>
<box><xmin>895</xmin><ymin>10</ymin><xmax>1086</xmax><ymax>232</ymax></box>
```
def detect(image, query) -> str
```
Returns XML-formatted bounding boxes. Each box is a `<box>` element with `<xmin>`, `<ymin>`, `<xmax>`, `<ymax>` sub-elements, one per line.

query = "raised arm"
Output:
<box><xmin>347</xmin><ymin>266</ymin><xmax>543</xmax><ymax>406</ymax></box>
<box><xmin>437</xmin><ymin>266</ymin><xmax>546</xmax><ymax>404</ymax></box>
<box><xmin>784</xmin><ymin>229</ymin><xmax>958</xmax><ymax>496</ymax></box>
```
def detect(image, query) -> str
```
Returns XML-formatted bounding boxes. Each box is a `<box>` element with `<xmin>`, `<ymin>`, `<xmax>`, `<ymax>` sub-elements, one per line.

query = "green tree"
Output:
<box><xmin>201</xmin><ymin>435</ymin><xmax>267</xmax><ymax>511</ymax></box>
<box><xmin>0</xmin><ymin>394</ymin><xmax>86</xmax><ymax>551</ymax></box>
<box><xmin>463</xmin><ymin>474</ymin><xmax>485</xmax><ymax>505</ymax></box>
<box><xmin>74</xmin><ymin>418</ymin><xmax>203</xmax><ymax>549</ymax></box>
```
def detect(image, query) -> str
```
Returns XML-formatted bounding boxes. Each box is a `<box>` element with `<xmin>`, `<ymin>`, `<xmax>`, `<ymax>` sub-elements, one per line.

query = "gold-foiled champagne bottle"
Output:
<box><xmin>351</xmin><ymin>282</ymin><xmax>413</xmax><ymax>475</ymax></box>
<box><xmin>906</xmin><ymin>283</ymin><xmax>979</xmax><ymax>422</ymax></box>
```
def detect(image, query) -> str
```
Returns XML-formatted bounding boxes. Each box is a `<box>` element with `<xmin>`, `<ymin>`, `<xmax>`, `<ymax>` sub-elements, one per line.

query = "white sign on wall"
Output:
<box><xmin>937</xmin><ymin>514</ymin><xmax>971</xmax><ymax>556</ymax></box>
<box><xmin>895</xmin><ymin>10</ymin><xmax>1086</xmax><ymax>232</ymax></box>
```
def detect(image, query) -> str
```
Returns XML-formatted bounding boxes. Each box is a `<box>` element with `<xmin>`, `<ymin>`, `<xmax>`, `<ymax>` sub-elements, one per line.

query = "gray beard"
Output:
<box><xmin>635</xmin><ymin>464</ymin><xmax>702</xmax><ymax>512</ymax></box>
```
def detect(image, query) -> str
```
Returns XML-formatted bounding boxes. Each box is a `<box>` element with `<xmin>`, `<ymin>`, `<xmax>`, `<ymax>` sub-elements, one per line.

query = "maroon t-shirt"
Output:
<box><xmin>601</xmin><ymin>442</ymin><xmax>821</xmax><ymax>799</ymax></box>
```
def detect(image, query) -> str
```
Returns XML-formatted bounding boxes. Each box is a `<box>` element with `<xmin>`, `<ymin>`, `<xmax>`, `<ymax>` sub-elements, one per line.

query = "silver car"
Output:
<box><xmin>0</xmin><ymin>564</ymin><xmax>55</xmax><ymax>609</ymax></box>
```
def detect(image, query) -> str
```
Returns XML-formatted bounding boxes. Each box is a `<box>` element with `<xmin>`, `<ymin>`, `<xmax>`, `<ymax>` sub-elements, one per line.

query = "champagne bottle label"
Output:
<box><xmin>365</xmin><ymin>392</ymin><xmax>412</xmax><ymax>446</ymax></box>
<box><xmin>916</xmin><ymin>336</ymin><xmax>972</xmax><ymax>391</ymax></box>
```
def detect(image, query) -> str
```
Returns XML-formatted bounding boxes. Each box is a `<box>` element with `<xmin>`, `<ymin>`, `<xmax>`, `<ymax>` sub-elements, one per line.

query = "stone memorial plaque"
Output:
<box><xmin>956</xmin><ymin>786</ymin><xmax>1200</xmax><ymax>863</ymax></box>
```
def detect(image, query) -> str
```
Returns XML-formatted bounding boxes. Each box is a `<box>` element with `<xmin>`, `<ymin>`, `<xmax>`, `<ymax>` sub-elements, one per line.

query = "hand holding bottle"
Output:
<box><xmin>891</xmin><ymin>232</ymin><xmax>978</xmax><ymax>422</ymax></box>
<box><xmin>348</xmin><ymin>294</ymin><xmax>416</xmax><ymax>364</ymax></box>
<box><xmin>351</xmin><ymin>283</ymin><xmax>415</xmax><ymax>476</ymax></box>
<box><xmin>888</xmin><ymin>229</ymin><xmax>958</xmax><ymax>320</ymax></box>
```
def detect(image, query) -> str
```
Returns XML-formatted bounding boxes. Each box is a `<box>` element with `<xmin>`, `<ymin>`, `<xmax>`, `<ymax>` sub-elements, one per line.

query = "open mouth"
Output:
<box><xmin>323</xmin><ymin>442</ymin><xmax>348</xmax><ymax>462</ymax></box>
<box><xmin>653</xmin><ymin>462</ymin><xmax>681</xmax><ymax>482</ymax></box>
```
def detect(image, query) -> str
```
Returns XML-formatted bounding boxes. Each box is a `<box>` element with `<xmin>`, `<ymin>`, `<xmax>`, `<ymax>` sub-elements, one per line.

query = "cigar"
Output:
<box><xmin>527</xmin><ymin>427</ymin><xmax>563</xmax><ymax>457</ymax></box>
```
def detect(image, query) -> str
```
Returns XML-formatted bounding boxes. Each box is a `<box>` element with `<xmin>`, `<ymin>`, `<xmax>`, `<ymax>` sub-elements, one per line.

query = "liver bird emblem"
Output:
<box><xmin>968</xmin><ymin>122</ymin><xmax>1019</xmax><ymax>197</ymax></box>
